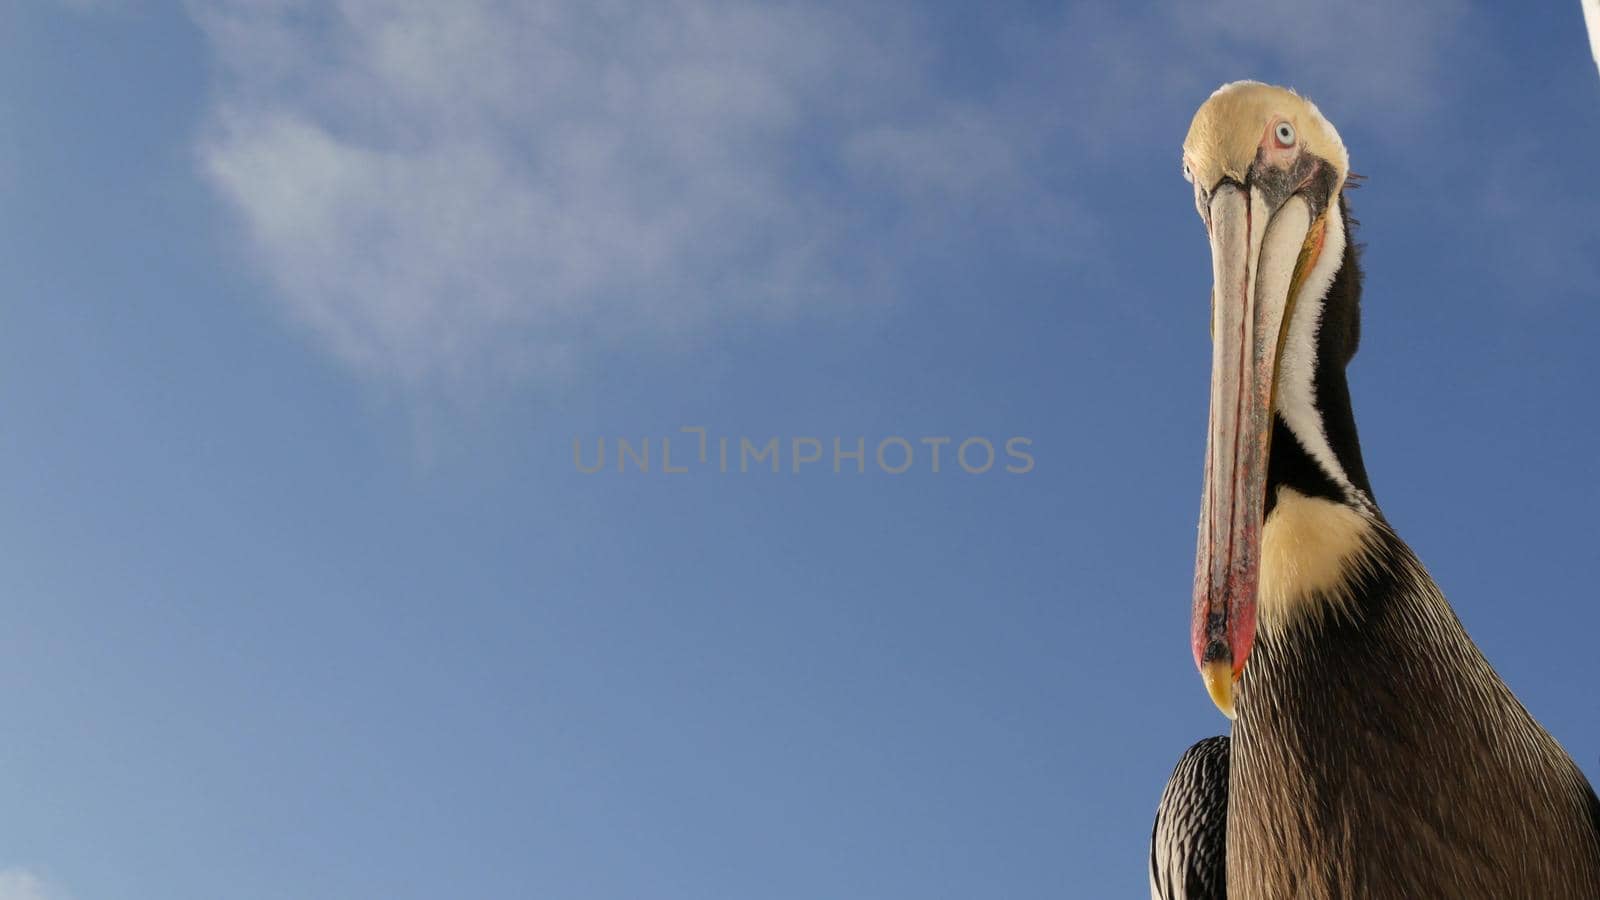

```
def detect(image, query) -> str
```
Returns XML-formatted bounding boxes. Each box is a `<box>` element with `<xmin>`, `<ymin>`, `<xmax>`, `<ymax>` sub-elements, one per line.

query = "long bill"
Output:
<box><xmin>1192</xmin><ymin>183</ymin><xmax>1318</xmax><ymax>719</ymax></box>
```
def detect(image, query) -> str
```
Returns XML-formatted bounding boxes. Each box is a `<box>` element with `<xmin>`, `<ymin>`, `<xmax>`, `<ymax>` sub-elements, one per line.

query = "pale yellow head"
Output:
<box><xmin>1181</xmin><ymin>81</ymin><xmax>1348</xmax><ymax>197</ymax></box>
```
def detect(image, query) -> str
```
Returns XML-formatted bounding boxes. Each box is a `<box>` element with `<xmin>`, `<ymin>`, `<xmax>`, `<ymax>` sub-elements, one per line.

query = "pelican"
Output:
<box><xmin>1149</xmin><ymin>82</ymin><xmax>1600</xmax><ymax>899</ymax></box>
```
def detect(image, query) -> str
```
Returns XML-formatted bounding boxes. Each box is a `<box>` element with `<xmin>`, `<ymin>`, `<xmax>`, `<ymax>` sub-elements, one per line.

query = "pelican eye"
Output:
<box><xmin>1182</xmin><ymin>161</ymin><xmax>1193</xmax><ymax>182</ymax></box>
<box><xmin>1274</xmin><ymin>122</ymin><xmax>1296</xmax><ymax>147</ymax></box>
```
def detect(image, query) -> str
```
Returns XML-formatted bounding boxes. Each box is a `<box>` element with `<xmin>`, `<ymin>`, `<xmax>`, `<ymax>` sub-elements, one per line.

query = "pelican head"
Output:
<box><xmin>1182</xmin><ymin>82</ymin><xmax>1355</xmax><ymax>718</ymax></box>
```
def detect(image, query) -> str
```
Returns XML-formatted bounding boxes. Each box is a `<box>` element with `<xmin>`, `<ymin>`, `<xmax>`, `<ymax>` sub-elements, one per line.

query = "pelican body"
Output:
<box><xmin>1149</xmin><ymin>82</ymin><xmax>1600</xmax><ymax>899</ymax></box>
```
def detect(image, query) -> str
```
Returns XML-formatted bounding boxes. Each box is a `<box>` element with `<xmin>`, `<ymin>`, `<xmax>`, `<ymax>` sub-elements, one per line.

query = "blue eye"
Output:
<box><xmin>1275</xmin><ymin>122</ymin><xmax>1296</xmax><ymax>147</ymax></box>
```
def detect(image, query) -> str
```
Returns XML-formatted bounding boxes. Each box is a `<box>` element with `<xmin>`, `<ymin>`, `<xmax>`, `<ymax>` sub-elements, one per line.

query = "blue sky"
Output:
<box><xmin>2</xmin><ymin>1</ymin><xmax>1599</xmax><ymax>898</ymax></box>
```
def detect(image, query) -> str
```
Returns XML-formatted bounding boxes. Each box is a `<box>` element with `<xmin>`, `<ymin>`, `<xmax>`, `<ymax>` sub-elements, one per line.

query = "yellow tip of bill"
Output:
<box><xmin>1202</xmin><ymin>659</ymin><xmax>1237</xmax><ymax>720</ymax></box>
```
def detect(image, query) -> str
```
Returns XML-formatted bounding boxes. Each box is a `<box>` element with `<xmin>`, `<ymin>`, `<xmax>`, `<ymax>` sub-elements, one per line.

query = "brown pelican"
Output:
<box><xmin>1149</xmin><ymin>81</ymin><xmax>1600</xmax><ymax>899</ymax></box>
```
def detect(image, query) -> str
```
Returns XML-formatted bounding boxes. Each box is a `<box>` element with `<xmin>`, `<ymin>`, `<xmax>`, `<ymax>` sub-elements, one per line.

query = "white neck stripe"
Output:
<box><xmin>1274</xmin><ymin>197</ymin><xmax>1357</xmax><ymax>500</ymax></box>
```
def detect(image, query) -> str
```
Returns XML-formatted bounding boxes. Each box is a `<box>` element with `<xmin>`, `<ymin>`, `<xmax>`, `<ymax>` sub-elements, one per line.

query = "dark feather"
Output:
<box><xmin>1150</xmin><ymin>736</ymin><xmax>1229</xmax><ymax>900</ymax></box>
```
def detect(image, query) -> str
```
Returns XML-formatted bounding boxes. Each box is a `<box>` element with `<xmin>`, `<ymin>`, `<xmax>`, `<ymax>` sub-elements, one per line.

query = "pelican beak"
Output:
<box><xmin>1192</xmin><ymin>182</ymin><xmax>1325</xmax><ymax>719</ymax></box>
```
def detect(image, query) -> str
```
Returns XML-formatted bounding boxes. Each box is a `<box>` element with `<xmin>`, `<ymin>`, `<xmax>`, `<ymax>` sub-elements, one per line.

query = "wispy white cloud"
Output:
<box><xmin>0</xmin><ymin>868</ymin><xmax>68</xmax><ymax>900</ymax></box>
<box><xmin>190</xmin><ymin>0</ymin><xmax>1472</xmax><ymax>391</ymax></box>
<box><xmin>1171</xmin><ymin>0</ymin><xmax>1471</xmax><ymax>127</ymax></box>
<box><xmin>193</xmin><ymin>0</ymin><xmax>1019</xmax><ymax>388</ymax></box>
